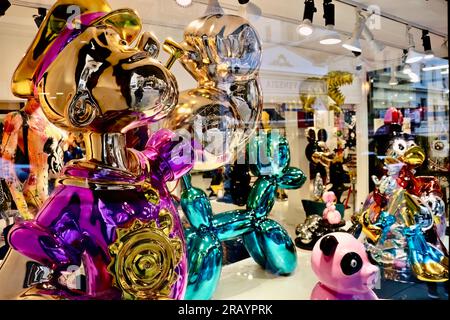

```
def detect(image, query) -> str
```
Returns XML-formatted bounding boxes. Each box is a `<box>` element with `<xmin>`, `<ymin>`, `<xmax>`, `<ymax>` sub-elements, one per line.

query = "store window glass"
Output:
<box><xmin>0</xmin><ymin>0</ymin><xmax>448</xmax><ymax>301</ymax></box>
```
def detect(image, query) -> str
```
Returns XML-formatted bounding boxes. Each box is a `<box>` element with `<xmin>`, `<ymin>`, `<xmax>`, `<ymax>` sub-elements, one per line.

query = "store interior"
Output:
<box><xmin>0</xmin><ymin>0</ymin><xmax>448</xmax><ymax>300</ymax></box>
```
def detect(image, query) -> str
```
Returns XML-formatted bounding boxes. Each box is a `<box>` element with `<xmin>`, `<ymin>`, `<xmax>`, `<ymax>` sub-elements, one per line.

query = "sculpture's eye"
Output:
<box><xmin>391</xmin><ymin>139</ymin><xmax>407</xmax><ymax>156</ymax></box>
<box><xmin>341</xmin><ymin>252</ymin><xmax>363</xmax><ymax>276</ymax></box>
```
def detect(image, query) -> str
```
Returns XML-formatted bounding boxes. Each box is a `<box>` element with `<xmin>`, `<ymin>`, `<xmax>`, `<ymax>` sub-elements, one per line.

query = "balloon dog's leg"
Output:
<box><xmin>181</xmin><ymin>175</ymin><xmax>223</xmax><ymax>299</ymax></box>
<box><xmin>184</xmin><ymin>229</ymin><xmax>223</xmax><ymax>300</ymax></box>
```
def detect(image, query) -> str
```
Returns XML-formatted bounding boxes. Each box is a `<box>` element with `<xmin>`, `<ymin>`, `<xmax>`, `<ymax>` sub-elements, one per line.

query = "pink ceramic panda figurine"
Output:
<box><xmin>311</xmin><ymin>232</ymin><xmax>379</xmax><ymax>300</ymax></box>
<box><xmin>322</xmin><ymin>191</ymin><xmax>342</xmax><ymax>225</ymax></box>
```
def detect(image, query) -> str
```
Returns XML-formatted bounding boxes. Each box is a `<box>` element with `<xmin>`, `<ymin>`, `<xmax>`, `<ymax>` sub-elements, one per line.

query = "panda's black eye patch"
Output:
<box><xmin>341</xmin><ymin>252</ymin><xmax>363</xmax><ymax>275</ymax></box>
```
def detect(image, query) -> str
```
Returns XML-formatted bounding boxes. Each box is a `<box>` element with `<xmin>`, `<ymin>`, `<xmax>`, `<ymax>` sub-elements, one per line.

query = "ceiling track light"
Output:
<box><xmin>342</xmin><ymin>9</ymin><xmax>365</xmax><ymax>52</ymax></box>
<box><xmin>422</xmin><ymin>30</ymin><xmax>434</xmax><ymax>60</ymax></box>
<box><xmin>361</xmin><ymin>22</ymin><xmax>384</xmax><ymax>53</ymax></box>
<box><xmin>0</xmin><ymin>0</ymin><xmax>11</xmax><ymax>17</ymax></box>
<box><xmin>320</xmin><ymin>0</ymin><xmax>341</xmax><ymax>45</ymax></box>
<box><xmin>175</xmin><ymin>0</ymin><xmax>193</xmax><ymax>8</ymax></box>
<box><xmin>405</xmin><ymin>25</ymin><xmax>424</xmax><ymax>64</ymax></box>
<box><xmin>297</xmin><ymin>0</ymin><xmax>317</xmax><ymax>36</ymax></box>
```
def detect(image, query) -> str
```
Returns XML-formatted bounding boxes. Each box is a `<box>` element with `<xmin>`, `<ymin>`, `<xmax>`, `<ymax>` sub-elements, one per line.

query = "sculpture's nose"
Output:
<box><xmin>126</xmin><ymin>54</ymin><xmax>178</xmax><ymax>114</ymax></box>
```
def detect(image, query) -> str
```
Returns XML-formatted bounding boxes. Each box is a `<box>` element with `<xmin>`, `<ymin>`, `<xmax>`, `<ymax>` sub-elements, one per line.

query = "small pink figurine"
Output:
<box><xmin>322</xmin><ymin>191</ymin><xmax>342</xmax><ymax>225</ymax></box>
<box><xmin>311</xmin><ymin>232</ymin><xmax>379</xmax><ymax>300</ymax></box>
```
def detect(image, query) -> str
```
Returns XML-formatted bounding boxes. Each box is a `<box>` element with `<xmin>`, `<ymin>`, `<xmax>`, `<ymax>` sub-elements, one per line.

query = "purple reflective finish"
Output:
<box><xmin>9</xmin><ymin>130</ymin><xmax>192</xmax><ymax>299</ymax></box>
<box><xmin>35</xmin><ymin>12</ymin><xmax>106</xmax><ymax>84</ymax></box>
<box><xmin>143</xmin><ymin>129</ymin><xmax>194</xmax><ymax>181</ymax></box>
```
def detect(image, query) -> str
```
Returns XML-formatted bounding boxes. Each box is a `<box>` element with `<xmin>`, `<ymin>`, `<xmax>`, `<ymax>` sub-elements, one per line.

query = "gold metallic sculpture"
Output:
<box><xmin>11</xmin><ymin>0</ymin><xmax>112</xmax><ymax>99</ymax></box>
<box><xmin>300</xmin><ymin>71</ymin><xmax>353</xmax><ymax>113</ymax></box>
<box><xmin>163</xmin><ymin>11</ymin><xmax>263</xmax><ymax>170</ymax></box>
<box><xmin>2</xmin><ymin>0</ymin><xmax>190</xmax><ymax>300</ymax></box>
<box><xmin>108</xmin><ymin>210</ymin><xmax>183</xmax><ymax>300</ymax></box>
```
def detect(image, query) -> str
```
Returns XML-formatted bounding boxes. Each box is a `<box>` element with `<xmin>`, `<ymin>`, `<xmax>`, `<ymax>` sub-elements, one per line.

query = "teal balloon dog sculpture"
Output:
<box><xmin>181</xmin><ymin>131</ymin><xmax>307</xmax><ymax>299</ymax></box>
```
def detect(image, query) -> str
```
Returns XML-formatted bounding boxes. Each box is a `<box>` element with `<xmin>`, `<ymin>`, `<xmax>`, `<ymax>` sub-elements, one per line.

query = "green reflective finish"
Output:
<box><xmin>247</xmin><ymin>177</ymin><xmax>277</xmax><ymax>218</ymax></box>
<box><xmin>243</xmin><ymin>219</ymin><xmax>297</xmax><ymax>274</ymax></box>
<box><xmin>278</xmin><ymin>167</ymin><xmax>307</xmax><ymax>189</ymax></box>
<box><xmin>182</xmin><ymin>130</ymin><xmax>307</xmax><ymax>300</ymax></box>
<box><xmin>181</xmin><ymin>175</ymin><xmax>213</xmax><ymax>229</ymax></box>
<box><xmin>213</xmin><ymin>210</ymin><xmax>254</xmax><ymax>241</ymax></box>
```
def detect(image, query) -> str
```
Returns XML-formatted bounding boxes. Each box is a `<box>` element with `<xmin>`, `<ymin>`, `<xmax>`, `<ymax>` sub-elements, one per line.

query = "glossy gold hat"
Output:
<box><xmin>11</xmin><ymin>0</ymin><xmax>141</xmax><ymax>99</ymax></box>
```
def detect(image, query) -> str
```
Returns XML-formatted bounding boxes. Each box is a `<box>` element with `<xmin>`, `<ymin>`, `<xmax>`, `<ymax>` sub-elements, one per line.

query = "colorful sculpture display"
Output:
<box><xmin>356</xmin><ymin>126</ymin><xmax>448</xmax><ymax>283</ymax></box>
<box><xmin>311</xmin><ymin>232</ymin><xmax>379</xmax><ymax>300</ymax></box>
<box><xmin>181</xmin><ymin>132</ymin><xmax>306</xmax><ymax>299</ymax></box>
<box><xmin>6</xmin><ymin>0</ymin><xmax>193</xmax><ymax>300</ymax></box>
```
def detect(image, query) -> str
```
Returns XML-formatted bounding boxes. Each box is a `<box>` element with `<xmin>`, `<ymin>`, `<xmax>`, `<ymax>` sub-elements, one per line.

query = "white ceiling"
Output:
<box><xmin>0</xmin><ymin>0</ymin><xmax>447</xmax><ymax>72</ymax></box>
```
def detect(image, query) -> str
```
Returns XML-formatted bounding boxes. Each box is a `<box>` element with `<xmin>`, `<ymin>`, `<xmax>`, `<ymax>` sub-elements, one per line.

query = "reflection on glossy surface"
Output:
<box><xmin>181</xmin><ymin>133</ymin><xmax>306</xmax><ymax>300</ymax></box>
<box><xmin>37</xmin><ymin>21</ymin><xmax>178</xmax><ymax>133</ymax></box>
<box><xmin>164</xmin><ymin>12</ymin><xmax>263</xmax><ymax>170</ymax></box>
<box><xmin>5</xmin><ymin>0</ymin><xmax>192</xmax><ymax>300</ymax></box>
<box><xmin>11</xmin><ymin>0</ymin><xmax>112</xmax><ymax>98</ymax></box>
<box><xmin>355</xmin><ymin>142</ymin><xmax>448</xmax><ymax>283</ymax></box>
<box><xmin>108</xmin><ymin>211</ymin><xmax>183</xmax><ymax>299</ymax></box>
<box><xmin>0</xmin><ymin>249</ymin><xmax>34</xmax><ymax>299</ymax></box>
<box><xmin>299</xmin><ymin>71</ymin><xmax>353</xmax><ymax>113</ymax></box>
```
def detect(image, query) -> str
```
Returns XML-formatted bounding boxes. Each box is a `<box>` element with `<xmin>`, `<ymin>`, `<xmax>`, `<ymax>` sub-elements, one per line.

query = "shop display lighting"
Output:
<box><xmin>389</xmin><ymin>67</ymin><xmax>398</xmax><ymax>86</ymax></box>
<box><xmin>421</xmin><ymin>30</ymin><xmax>434</xmax><ymax>59</ymax></box>
<box><xmin>342</xmin><ymin>9</ymin><xmax>365</xmax><ymax>52</ymax></box>
<box><xmin>422</xmin><ymin>64</ymin><xmax>449</xmax><ymax>71</ymax></box>
<box><xmin>297</xmin><ymin>0</ymin><xmax>317</xmax><ymax>36</ymax></box>
<box><xmin>319</xmin><ymin>0</ymin><xmax>341</xmax><ymax>45</ymax></box>
<box><xmin>175</xmin><ymin>0</ymin><xmax>193</xmax><ymax>7</ymax></box>
<box><xmin>405</xmin><ymin>26</ymin><xmax>424</xmax><ymax>64</ymax></box>
<box><xmin>361</xmin><ymin>23</ymin><xmax>384</xmax><ymax>53</ymax></box>
<box><xmin>33</xmin><ymin>7</ymin><xmax>46</xmax><ymax>28</ymax></box>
